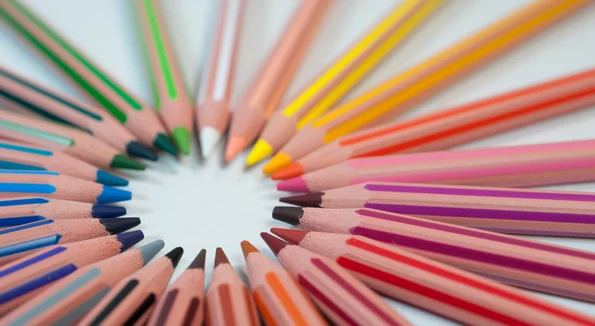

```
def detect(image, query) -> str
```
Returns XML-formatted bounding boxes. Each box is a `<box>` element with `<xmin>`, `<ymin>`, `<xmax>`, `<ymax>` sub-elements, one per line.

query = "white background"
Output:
<box><xmin>1</xmin><ymin>0</ymin><xmax>594</xmax><ymax>324</ymax></box>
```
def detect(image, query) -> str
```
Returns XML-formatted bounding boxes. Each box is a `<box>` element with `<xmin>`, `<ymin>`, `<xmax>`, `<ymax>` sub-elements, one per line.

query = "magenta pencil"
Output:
<box><xmin>272</xmin><ymin>206</ymin><xmax>595</xmax><ymax>302</ymax></box>
<box><xmin>273</xmin><ymin>228</ymin><xmax>595</xmax><ymax>326</ymax></box>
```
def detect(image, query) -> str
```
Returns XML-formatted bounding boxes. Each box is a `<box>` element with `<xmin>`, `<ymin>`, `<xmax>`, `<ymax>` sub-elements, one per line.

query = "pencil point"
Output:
<box><xmin>116</xmin><ymin>230</ymin><xmax>144</xmax><ymax>251</ymax></box>
<box><xmin>172</xmin><ymin>127</ymin><xmax>191</xmax><ymax>155</ymax></box>
<box><xmin>139</xmin><ymin>240</ymin><xmax>165</xmax><ymax>265</ymax></box>
<box><xmin>276</xmin><ymin>177</ymin><xmax>308</xmax><ymax>192</ymax></box>
<box><xmin>165</xmin><ymin>247</ymin><xmax>184</xmax><ymax>267</ymax></box>
<box><xmin>225</xmin><ymin>137</ymin><xmax>247</xmax><ymax>162</ymax></box>
<box><xmin>91</xmin><ymin>204</ymin><xmax>127</xmax><ymax>218</ymax></box>
<box><xmin>279</xmin><ymin>193</ymin><xmax>323</xmax><ymax>207</ymax></box>
<box><xmin>154</xmin><ymin>133</ymin><xmax>179</xmax><ymax>156</ymax></box>
<box><xmin>270</xmin><ymin>228</ymin><xmax>308</xmax><ymax>245</ymax></box>
<box><xmin>260</xmin><ymin>232</ymin><xmax>288</xmax><ymax>256</ymax></box>
<box><xmin>272</xmin><ymin>206</ymin><xmax>304</xmax><ymax>225</ymax></box>
<box><xmin>271</xmin><ymin>163</ymin><xmax>304</xmax><ymax>180</ymax></box>
<box><xmin>214</xmin><ymin>247</ymin><xmax>229</xmax><ymax>267</ymax></box>
<box><xmin>97</xmin><ymin>186</ymin><xmax>132</xmax><ymax>204</ymax></box>
<box><xmin>100</xmin><ymin>217</ymin><xmax>141</xmax><ymax>234</ymax></box>
<box><xmin>110</xmin><ymin>154</ymin><xmax>146</xmax><ymax>170</ymax></box>
<box><xmin>240</xmin><ymin>240</ymin><xmax>259</xmax><ymax>259</ymax></box>
<box><xmin>96</xmin><ymin>170</ymin><xmax>129</xmax><ymax>187</ymax></box>
<box><xmin>188</xmin><ymin>249</ymin><xmax>206</xmax><ymax>270</ymax></box>
<box><xmin>246</xmin><ymin>140</ymin><xmax>272</xmax><ymax>166</ymax></box>
<box><xmin>263</xmin><ymin>152</ymin><xmax>292</xmax><ymax>175</ymax></box>
<box><xmin>126</xmin><ymin>141</ymin><xmax>158</xmax><ymax>161</ymax></box>
<box><xmin>199</xmin><ymin>127</ymin><xmax>221</xmax><ymax>158</ymax></box>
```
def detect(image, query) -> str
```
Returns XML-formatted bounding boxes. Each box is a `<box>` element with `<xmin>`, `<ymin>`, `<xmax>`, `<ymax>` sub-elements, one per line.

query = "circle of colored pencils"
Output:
<box><xmin>0</xmin><ymin>217</ymin><xmax>140</xmax><ymax>266</ymax></box>
<box><xmin>0</xmin><ymin>170</ymin><xmax>132</xmax><ymax>204</ymax></box>
<box><xmin>271</xmin><ymin>206</ymin><xmax>595</xmax><ymax>302</ymax></box>
<box><xmin>0</xmin><ymin>197</ymin><xmax>126</xmax><ymax>227</ymax></box>
<box><xmin>0</xmin><ymin>67</ymin><xmax>158</xmax><ymax>161</ymax></box>
<box><xmin>261</xmin><ymin>232</ymin><xmax>412</xmax><ymax>325</ymax></box>
<box><xmin>263</xmin><ymin>0</ymin><xmax>591</xmax><ymax>175</ymax></box>
<box><xmin>247</xmin><ymin>0</ymin><xmax>443</xmax><ymax>166</ymax></box>
<box><xmin>205</xmin><ymin>248</ymin><xmax>259</xmax><ymax>326</ymax></box>
<box><xmin>0</xmin><ymin>230</ymin><xmax>144</xmax><ymax>315</ymax></box>
<box><xmin>224</xmin><ymin>0</ymin><xmax>332</xmax><ymax>162</ymax></box>
<box><xmin>147</xmin><ymin>249</ymin><xmax>206</xmax><ymax>326</ymax></box>
<box><xmin>272</xmin><ymin>69</ymin><xmax>595</xmax><ymax>179</ymax></box>
<box><xmin>80</xmin><ymin>247</ymin><xmax>183</xmax><ymax>326</ymax></box>
<box><xmin>240</xmin><ymin>240</ymin><xmax>326</xmax><ymax>326</ymax></box>
<box><xmin>272</xmin><ymin>228</ymin><xmax>595</xmax><ymax>326</ymax></box>
<box><xmin>0</xmin><ymin>109</ymin><xmax>144</xmax><ymax>170</ymax></box>
<box><xmin>0</xmin><ymin>0</ymin><xmax>178</xmax><ymax>156</ymax></box>
<box><xmin>1</xmin><ymin>240</ymin><xmax>164</xmax><ymax>326</ymax></box>
<box><xmin>196</xmin><ymin>0</ymin><xmax>245</xmax><ymax>158</ymax></box>
<box><xmin>0</xmin><ymin>140</ymin><xmax>129</xmax><ymax>186</ymax></box>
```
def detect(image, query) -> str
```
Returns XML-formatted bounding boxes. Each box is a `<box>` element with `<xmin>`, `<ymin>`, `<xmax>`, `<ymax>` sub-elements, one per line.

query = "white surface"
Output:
<box><xmin>1</xmin><ymin>0</ymin><xmax>595</xmax><ymax>324</ymax></box>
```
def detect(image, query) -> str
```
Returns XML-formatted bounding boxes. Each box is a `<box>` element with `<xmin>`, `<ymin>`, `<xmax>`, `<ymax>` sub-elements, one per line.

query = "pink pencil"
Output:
<box><xmin>261</xmin><ymin>232</ymin><xmax>411</xmax><ymax>325</ymax></box>
<box><xmin>225</xmin><ymin>0</ymin><xmax>332</xmax><ymax>161</ymax></box>
<box><xmin>197</xmin><ymin>0</ymin><xmax>245</xmax><ymax>157</ymax></box>
<box><xmin>277</xmin><ymin>139</ymin><xmax>595</xmax><ymax>192</ymax></box>
<box><xmin>273</xmin><ymin>228</ymin><xmax>595</xmax><ymax>326</ymax></box>
<box><xmin>81</xmin><ymin>247</ymin><xmax>183</xmax><ymax>325</ymax></box>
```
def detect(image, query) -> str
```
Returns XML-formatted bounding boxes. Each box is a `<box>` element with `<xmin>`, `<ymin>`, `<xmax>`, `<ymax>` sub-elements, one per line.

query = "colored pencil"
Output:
<box><xmin>271</xmin><ymin>206</ymin><xmax>595</xmax><ymax>302</ymax></box>
<box><xmin>0</xmin><ymin>140</ymin><xmax>129</xmax><ymax>186</ymax></box>
<box><xmin>197</xmin><ymin>0</ymin><xmax>245</xmax><ymax>158</ymax></box>
<box><xmin>240</xmin><ymin>240</ymin><xmax>326</xmax><ymax>326</ymax></box>
<box><xmin>224</xmin><ymin>0</ymin><xmax>332</xmax><ymax>162</ymax></box>
<box><xmin>0</xmin><ymin>109</ymin><xmax>144</xmax><ymax>170</ymax></box>
<box><xmin>0</xmin><ymin>66</ymin><xmax>157</xmax><ymax>161</ymax></box>
<box><xmin>148</xmin><ymin>249</ymin><xmax>206</xmax><ymax>326</ymax></box>
<box><xmin>1</xmin><ymin>240</ymin><xmax>164</xmax><ymax>325</ymax></box>
<box><xmin>247</xmin><ymin>0</ymin><xmax>443</xmax><ymax>166</ymax></box>
<box><xmin>0</xmin><ymin>218</ymin><xmax>140</xmax><ymax>265</ymax></box>
<box><xmin>260</xmin><ymin>232</ymin><xmax>411</xmax><ymax>325</ymax></box>
<box><xmin>272</xmin><ymin>228</ymin><xmax>595</xmax><ymax>326</ymax></box>
<box><xmin>0</xmin><ymin>230</ymin><xmax>144</xmax><ymax>315</ymax></box>
<box><xmin>0</xmin><ymin>170</ymin><xmax>131</xmax><ymax>204</ymax></box>
<box><xmin>279</xmin><ymin>182</ymin><xmax>595</xmax><ymax>237</ymax></box>
<box><xmin>133</xmin><ymin>0</ymin><xmax>193</xmax><ymax>155</ymax></box>
<box><xmin>0</xmin><ymin>0</ymin><xmax>178</xmax><ymax>156</ymax></box>
<box><xmin>263</xmin><ymin>0</ymin><xmax>591</xmax><ymax>174</ymax></box>
<box><xmin>273</xmin><ymin>69</ymin><xmax>595</xmax><ymax>179</ymax></box>
<box><xmin>205</xmin><ymin>247</ymin><xmax>259</xmax><ymax>326</ymax></box>
<box><xmin>277</xmin><ymin>139</ymin><xmax>595</xmax><ymax>192</ymax></box>
<box><xmin>81</xmin><ymin>247</ymin><xmax>183</xmax><ymax>326</ymax></box>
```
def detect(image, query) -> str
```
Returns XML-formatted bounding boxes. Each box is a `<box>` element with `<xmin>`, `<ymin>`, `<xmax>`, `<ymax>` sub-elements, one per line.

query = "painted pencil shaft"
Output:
<box><xmin>0</xmin><ymin>66</ymin><xmax>157</xmax><ymax>161</ymax></box>
<box><xmin>0</xmin><ymin>0</ymin><xmax>178</xmax><ymax>155</ymax></box>
<box><xmin>225</xmin><ymin>0</ymin><xmax>332</xmax><ymax>162</ymax></box>
<box><xmin>0</xmin><ymin>170</ymin><xmax>131</xmax><ymax>204</ymax></box>
<box><xmin>134</xmin><ymin>0</ymin><xmax>193</xmax><ymax>155</ymax></box>
<box><xmin>265</xmin><ymin>0</ymin><xmax>591</xmax><ymax>174</ymax></box>
<box><xmin>250</xmin><ymin>0</ymin><xmax>443</xmax><ymax>166</ymax></box>
<box><xmin>273</xmin><ymin>229</ymin><xmax>595</xmax><ymax>326</ymax></box>
<box><xmin>197</xmin><ymin>0</ymin><xmax>245</xmax><ymax>158</ymax></box>
<box><xmin>277</xmin><ymin>69</ymin><xmax>595</xmax><ymax>178</ymax></box>
<box><xmin>1</xmin><ymin>240</ymin><xmax>164</xmax><ymax>326</ymax></box>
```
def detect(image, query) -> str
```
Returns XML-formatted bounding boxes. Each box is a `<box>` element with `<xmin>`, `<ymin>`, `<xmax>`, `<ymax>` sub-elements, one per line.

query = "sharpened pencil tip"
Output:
<box><xmin>277</xmin><ymin>177</ymin><xmax>308</xmax><ymax>192</ymax></box>
<box><xmin>91</xmin><ymin>204</ymin><xmax>126</xmax><ymax>218</ymax></box>
<box><xmin>272</xmin><ymin>206</ymin><xmax>304</xmax><ymax>225</ymax></box>
<box><xmin>240</xmin><ymin>240</ymin><xmax>259</xmax><ymax>260</ymax></box>
<box><xmin>214</xmin><ymin>247</ymin><xmax>230</xmax><ymax>267</ymax></box>
<box><xmin>271</xmin><ymin>228</ymin><xmax>308</xmax><ymax>245</ymax></box>
<box><xmin>165</xmin><ymin>247</ymin><xmax>184</xmax><ymax>267</ymax></box>
<box><xmin>271</xmin><ymin>162</ymin><xmax>304</xmax><ymax>180</ymax></box>
<box><xmin>139</xmin><ymin>240</ymin><xmax>165</xmax><ymax>265</ymax></box>
<box><xmin>260</xmin><ymin>232</ymin><xmax>288</xmax><ymax>256</ymax></box>
<box><xmin>100</xmin><ymin>217</ymin><xmax>141</xmax><ymax>234</ymax></box>
<box><xmin>97</xmin><ymin>186</ymin><xmax>132</xmax><ymax>204</ymax></box>
<box><xmin>279</xmin><ymin>193</ymin><xmax>323</xmax><ymax>207</ymax></box>
<box><xmin>189</xmin><ymin>249</ymin><xmax>206</xmax><ymax>270</ymax></box>
<box><xmin>199</xmin><ymin>127</ymin><xmax>221</xmax><ymax>158</ymax></box>
<box><xmin>154</xmin><ymin>133</ymin><xmax>179</xmax><ymax>156</ymax></box>
<box><xmin>110</xmin><ymin>154</ymin><xmax>145</xmax><ymax>170</ymax></box>
<box><xmin>225</xmin><ymin>137</ymin><xmax>247</xmax><ymax>162</ymax></box>
<box><xmin>117</xmin><ymin>230</ymin><xmax>144</xmax><ymax>251</ymax></box>
<box><xmin>263</xmin><ymin>152</ymin><xmax>292</xmax><ymax>175</ymax></box>
<box><xmin>172</xmin><ymin>127</ymin><xmax>191</xmax><ymax>155</ymax></box>
<box><xmin>246</xmin><ymin>140</ymin><xmax>272</xmax><ymax>166</ymax></box>
<box><xmin>96</xmin><ymin>170</ymin><xmax>129</xmax><ymax>187</ymax></box>
<box><xmin>126</xmin><ymin>141</ymin><xmax>158</xmax><ymax>161</ymax></box>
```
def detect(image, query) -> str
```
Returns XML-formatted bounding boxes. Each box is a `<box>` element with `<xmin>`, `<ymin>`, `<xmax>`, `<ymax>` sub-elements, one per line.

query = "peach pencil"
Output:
<box><xmin>264</xmin><ymin>0</ymin><xmax>592</xmax><ymax>174</ymax></box>
<box><xmin>1</xmin><ymin>240</ymin><xmax>164</xmax><ymax>326</ymax></box>
<box><xmin>277</xmin><ymin>139</ymin><xmax>595</xmax><ymax>192</ymax></box>
<box><xmin>0</xmin><ymin>170</ymin><xmax>131</xmax><ymax>204</ymax></box>
<box><xmin>0</xmin><ymin>230</ymin><xmax>144</xmax><ymax>315</ymax></box>
<box><xmin>0</xmin><ymin>66</ymin><xmax>157</xmax><ymax>161</ymax></box>
<box><xmin>240</xmin><ymin>240</ymin><xmax>326</xmax><ymax>326</ymax></box>
<box><xmin>81</xmin><ymin>247</ymin><xmax>183</xmax><ymax>326</ymax></box>
<box><xmin>0</xmin><ymin>109</ymin><xmax>144</xmax><ymax>170</ymax></box>
<box><xmin>225</xmin><ymin>0</ymin><xmax>332</xmax><ymax>161</ymax></box>
<box><xmin>261</xmin><ymin>232</ymin><xmax>411</xmax><ymax>325</ymax></box>
<box><xmin>273</xmin><ymin>228</ymin><xmax>595</xmax><ymax>326</ymax></box>
<box><xmin>279</xmin><ymin>182</ymin><xmax>595</xmax><ymax>237</ymax></box>
<box><xmin>0</xmin><ymin>140</ymin><xmax>129</xmax><ymax>186</ymax></box>
<box><xmin>0</xmin><ymin>218</ymin><xmax>140</xmax><ymax>266</ymax></box>
<box><xmin>205</xmin><ymin>248</ymin><xmax>259</xmax><ymax>326</ymax></box>
<box><xmin>0</xmin><ymin>197</ymin><xmax>126</xmax><ymax>227</ymax></box>
<box><xmin>0</xmin><ymin>0</ymin><xmax>178</xmax><ymax>156</ymax></box>
<box><xmin>148</xmin><ymin>249</ymin><xmax>206</xmax><ymax>326</ymax></box>
<box><xmin>197</xmin><ymin>0</ymin><xmax>245</xmax><ymax>157</ymax></box>
<box><xmin>273</xmin><ymin>69</ymin><xmax>595</xmax><ymax>178</ymax></box>
<box><xmin>271</xmin><ymin>207</ymin><xmax>595</xmax><ymax>302</ymax></box>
